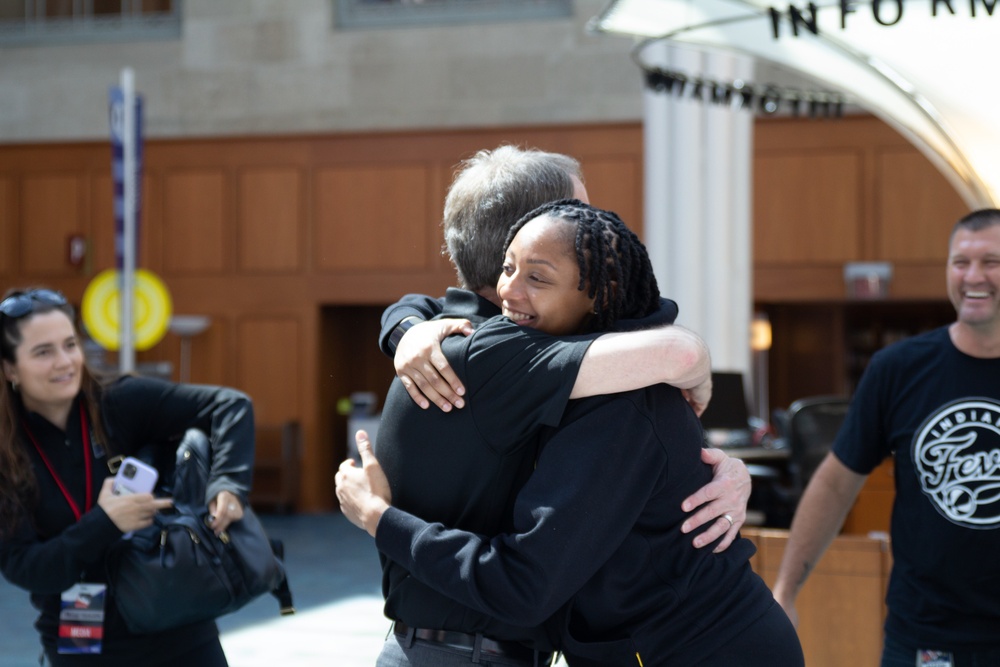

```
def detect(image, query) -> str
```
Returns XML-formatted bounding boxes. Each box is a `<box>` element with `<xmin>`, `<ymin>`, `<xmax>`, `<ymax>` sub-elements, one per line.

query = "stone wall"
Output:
<box><xmin>0</xmin><ymin>0</ymin><xmax>643</xmax><ymax>141</ymax></box>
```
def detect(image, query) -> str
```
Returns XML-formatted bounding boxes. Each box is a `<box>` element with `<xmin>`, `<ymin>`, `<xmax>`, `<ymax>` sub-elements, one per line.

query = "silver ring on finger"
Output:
<box><xmin>722</xmin><ymin>513</ymin><xmax>734</xmax><ymax>529</ymax></box>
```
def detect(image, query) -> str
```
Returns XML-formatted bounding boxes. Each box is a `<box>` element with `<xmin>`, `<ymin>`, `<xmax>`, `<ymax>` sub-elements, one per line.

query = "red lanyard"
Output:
<box><xmin>22</xmin><ymin>403</ymin><xmax>93</xmax><ymax>522</ymax></box>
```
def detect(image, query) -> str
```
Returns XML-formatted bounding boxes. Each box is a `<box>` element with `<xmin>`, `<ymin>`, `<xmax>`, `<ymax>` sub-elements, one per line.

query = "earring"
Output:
<box><xmin>10</xmin><ymin>380</ymin><xmax>17</xmax><ymax>392</ymax></box>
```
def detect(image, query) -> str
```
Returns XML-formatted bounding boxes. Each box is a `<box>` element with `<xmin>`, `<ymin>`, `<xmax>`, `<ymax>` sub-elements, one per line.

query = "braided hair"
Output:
<box><xmin>503</xmin><ymin>199</ymin><xmax>660</xmax><ymax>333</ymax></box>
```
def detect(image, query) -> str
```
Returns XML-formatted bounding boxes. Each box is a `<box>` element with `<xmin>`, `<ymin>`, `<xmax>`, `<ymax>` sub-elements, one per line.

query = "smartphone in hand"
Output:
<box><xmin>113</xmin><ymin>457</ymin><xmax>158</xmax><ymax>496</ymax></box>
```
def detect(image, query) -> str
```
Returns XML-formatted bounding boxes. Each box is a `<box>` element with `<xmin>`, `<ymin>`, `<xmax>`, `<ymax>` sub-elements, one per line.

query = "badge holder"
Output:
<box><xmin>918</xmin><ymin>650</ymin><xmax>954</xmax><ymax>667</ymax></box>
<box><xmin>58</xmin><ymin>583</ymin><xmax>105</xmax><ymax>655</ymax></box>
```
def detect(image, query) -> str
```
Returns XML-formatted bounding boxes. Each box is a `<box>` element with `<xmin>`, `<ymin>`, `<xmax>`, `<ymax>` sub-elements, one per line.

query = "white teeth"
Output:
<box><xmin>504</xmin><ymin>309</ymin><xmax>532</xmax><ymax>322</ymax></box>
<box><xmin>965</xmin><ymin>291</ymin><xmax>990</xmax><ymax>298</ymax></box>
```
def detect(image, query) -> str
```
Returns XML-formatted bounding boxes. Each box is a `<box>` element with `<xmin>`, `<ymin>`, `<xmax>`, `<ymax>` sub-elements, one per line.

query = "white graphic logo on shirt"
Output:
<box><xmin>913</xmin><ymin>399</ymin><xmax>1000</xmax><ymax>529</ymax></box>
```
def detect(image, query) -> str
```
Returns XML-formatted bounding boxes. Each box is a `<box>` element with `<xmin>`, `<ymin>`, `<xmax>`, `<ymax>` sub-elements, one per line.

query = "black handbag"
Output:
<box><xmin>109</xmin><ymin>429</ymin><xmax>294</xmax><ymax>634</ymax></box>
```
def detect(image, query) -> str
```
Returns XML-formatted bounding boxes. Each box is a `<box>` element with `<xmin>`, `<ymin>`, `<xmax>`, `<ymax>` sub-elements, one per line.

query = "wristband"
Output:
<box><xmin>388</xmin><ymin>316</ymin><xmax>422</xmax><ymax>352</ymax></box>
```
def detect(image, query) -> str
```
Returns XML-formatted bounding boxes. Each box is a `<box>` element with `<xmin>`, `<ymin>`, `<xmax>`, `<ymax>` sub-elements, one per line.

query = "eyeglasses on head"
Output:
<box><xmin>0</xmin><ymin>289</ymin><xmax>68</xmax><ymax>319</ymax></box>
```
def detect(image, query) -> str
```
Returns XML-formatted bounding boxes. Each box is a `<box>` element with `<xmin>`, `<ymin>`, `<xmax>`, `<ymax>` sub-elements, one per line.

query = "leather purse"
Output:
<box><xmin>109</xmin><ymin>430</ymin><xmax>294</xmax><ymax>634</ymax></box>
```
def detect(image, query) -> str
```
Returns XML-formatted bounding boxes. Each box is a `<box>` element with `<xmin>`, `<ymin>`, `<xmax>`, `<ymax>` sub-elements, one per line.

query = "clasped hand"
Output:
<box><xmin>394</xmin><ymin>318</ymin><xmax>472</xmax><ymax>412</ymax></box>
<box><xmin>336</xmin><ymin>430</ymin><xmax>392</xmax><ymax>537</ymax></box>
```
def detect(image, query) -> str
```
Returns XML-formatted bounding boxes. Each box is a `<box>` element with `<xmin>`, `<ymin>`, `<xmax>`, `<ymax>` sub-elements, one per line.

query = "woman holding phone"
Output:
<box><xmin>0</xmin><ymin>287</ymin><xmax>253</xmax><ymax>666</ymax></box>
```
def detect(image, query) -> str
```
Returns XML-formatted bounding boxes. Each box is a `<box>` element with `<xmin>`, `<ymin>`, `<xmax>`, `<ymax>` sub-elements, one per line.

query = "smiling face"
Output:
<box><xmin>947</xmin><ymin>224</ymin><xmax>1000</xmax><ymax>333</ymax></box>
<box><xmin>497</xmin><ymin>214</ymin><xmax>596</xmax><ymax>336</ymax></box>
<box><xmin>2</xmin><ymin>310</ymin><xmax>84</xmax><ymax>419</ymax></box>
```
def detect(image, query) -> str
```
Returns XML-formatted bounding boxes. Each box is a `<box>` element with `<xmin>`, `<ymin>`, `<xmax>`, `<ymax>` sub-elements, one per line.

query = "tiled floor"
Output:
<box><xmin>0</xmin><ymin>513</ymin><xmax>389</xmax><ymax>666</ymax></box>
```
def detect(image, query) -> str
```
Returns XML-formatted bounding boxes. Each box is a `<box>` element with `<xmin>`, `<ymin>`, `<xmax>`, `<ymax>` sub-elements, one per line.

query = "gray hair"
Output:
<box><xmin>442</xmin><ymin>145</ymin><xmax>582</xmax><ymax>291</ymax></box>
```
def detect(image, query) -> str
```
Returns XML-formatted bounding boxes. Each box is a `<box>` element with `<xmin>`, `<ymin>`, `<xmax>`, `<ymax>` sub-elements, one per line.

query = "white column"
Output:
<box><xmin>643</xmin><ymin>44</ymin><xmax>754</xmax><ymax>380</ymax></box>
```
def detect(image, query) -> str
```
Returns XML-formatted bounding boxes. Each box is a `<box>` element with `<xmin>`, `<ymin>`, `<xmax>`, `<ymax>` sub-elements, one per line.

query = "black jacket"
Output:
<box><xmin>0</xmin><ymin>376</ymin><xmax>254</xmax><ymax>664</ymax></box>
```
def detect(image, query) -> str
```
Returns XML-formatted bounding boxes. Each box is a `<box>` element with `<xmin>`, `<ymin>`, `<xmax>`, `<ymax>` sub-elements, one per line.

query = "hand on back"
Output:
<box><xmin>394</xmin><ymin>318</ymin><xmax>472</xmax><ymax>411</ymax></box>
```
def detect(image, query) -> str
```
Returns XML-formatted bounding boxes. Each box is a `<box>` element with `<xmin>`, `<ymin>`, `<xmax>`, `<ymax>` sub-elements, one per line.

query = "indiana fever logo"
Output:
<box><xmin>913</xmin><ymin>399</ymin><xmax>1000</xmax><ymax>529</ymax></box>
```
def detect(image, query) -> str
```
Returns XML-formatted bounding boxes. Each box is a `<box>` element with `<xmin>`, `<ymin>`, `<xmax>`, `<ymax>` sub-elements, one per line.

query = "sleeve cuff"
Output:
<box><xmin>374</xmin><ymin>506</ymin><xmax>428</xmax><ymax>567</ymax></box>
<box><xmin>387</xmin><ymin>316</ymin><xmax>423</xmax><ymax>354</ymax></box>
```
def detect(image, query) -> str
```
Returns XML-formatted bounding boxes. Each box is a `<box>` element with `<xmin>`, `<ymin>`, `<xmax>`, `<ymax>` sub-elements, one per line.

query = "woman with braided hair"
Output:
<box><xmin>499</xmin><ymin>198</ymin><xmax>660</xmax><ymax>336</ymax></box>
<box><xmin>338</xmin><ymin>199</ymin><xmax>803</xmax><ymax>666</ymax></box>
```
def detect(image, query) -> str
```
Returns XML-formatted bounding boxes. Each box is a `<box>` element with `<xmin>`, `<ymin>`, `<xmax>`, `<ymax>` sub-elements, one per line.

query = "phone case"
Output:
<box><xmin>113</xmin><ymin>457</ymin><xmax>159</xmax><ymax>496</ymax></box>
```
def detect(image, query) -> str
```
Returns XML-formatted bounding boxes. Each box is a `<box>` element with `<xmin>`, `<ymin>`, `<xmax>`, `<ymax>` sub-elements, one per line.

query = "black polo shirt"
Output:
<box><xmin>376</xmin><ymin>288</ymin><xmax>596</xmax><ymax>646</ymax></box>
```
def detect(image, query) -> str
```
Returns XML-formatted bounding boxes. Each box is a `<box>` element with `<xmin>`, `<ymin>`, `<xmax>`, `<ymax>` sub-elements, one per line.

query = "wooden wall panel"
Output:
<box><xmin>21</xmin><ymin>174</ymin><xmax>84</xmax><ymax>276</ymax></box>
<box><xmin>162</xmin><ymin>170</ymin><xmax>226</xmax><ymax>274</ymax></box>
<box><xmin>766</xmin><ymin>303</ymin><xmax>848</xmax><ymax>408</ymax></box>
<box><xmin>754</xmin><ymin>152</ymin><xmax>862</xmax><ymax>264</ymax></box>
<box><xmin>236</xmin><ymin>317</ymin><xmax>301</xmax><ymax>424</ymax></box>
<box><xmin>579</xmin><ymin>156</ymin><xmax>642</xmax><ymax>235</ymax></box>
<box><xmin>876</xmin><ymin>148</ymin><xmax>967</xmax><ymax>262</ymax></box>
<box><xmin>139</xmin><ymin>309</ymin><xmax>229</xmax><ymax>387</ymax></box>
<box><xmin>89</xmin><ymin>173</ymin><xmax>114</xmax><ymax>271</ymax></box>
<box><xmin>0</xmin><ymin>124</ymin><xmax>644</xmax><ymax>511</ymax></box>
<box><xmin>754</xmin><ymin>115</ymin><xmax>972</xmax><ymax>302</ymax></box>
<box><xmin>185</xmin><ymin>316</ymin><xmax>228</xmax><ymax>387</ymax></box>
<box><xmin>318</xmin><ymin>305</ymin><xmax>397</xmax><ymax>508</ymax></box>
<box><xmin>313</xmin><ymin>165</ymin><xmax>429</xmax><ymax>272</ymax></box>
<box><xmin>238</xmin><ymin>168</ymin><xmax>302</xmax><ymax>273</ymax></box>
<box><xmin>428</xmin><ymin>164</ymin><xmax>453</xmax><ymax>276</ymax></box>
<box><xmin>139</xmin><ymin>174</ymin><xmax>164</xmax><ymax>273</ymax></box>
<box><xmin>0</xmin><ymin>176</ymin><xmax>14</xmax><ymax>276</ymax></box>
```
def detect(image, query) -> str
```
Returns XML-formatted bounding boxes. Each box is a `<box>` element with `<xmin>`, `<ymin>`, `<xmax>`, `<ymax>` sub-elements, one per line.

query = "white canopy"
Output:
<box><xmin>590</xmin><ymin>0</ymin><xmax>999</xmax><ymax>207</ymax></box>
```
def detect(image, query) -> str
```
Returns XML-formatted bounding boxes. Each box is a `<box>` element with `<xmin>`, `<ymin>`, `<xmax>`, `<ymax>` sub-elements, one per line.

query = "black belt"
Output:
<box><xmin>392</xmin><ymin>620</ymin><xmax>553</xmax><ymax>665</ymax></box>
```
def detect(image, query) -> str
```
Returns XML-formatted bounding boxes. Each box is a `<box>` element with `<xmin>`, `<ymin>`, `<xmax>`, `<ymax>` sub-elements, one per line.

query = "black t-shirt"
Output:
<box><xmin>833</xmin><ymin>326</ymin><xmax>1000</xmax><ymax>648</ymax></box>
<box><xmin>376</xmin><ymin>294</ymin><xmax>595</xmax><ymax>645</ymax></box>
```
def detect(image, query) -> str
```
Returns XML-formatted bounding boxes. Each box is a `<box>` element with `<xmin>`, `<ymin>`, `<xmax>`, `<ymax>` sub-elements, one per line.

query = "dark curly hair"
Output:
<box><xmin>502</xmin><ymin>199</ymin><xmax>660</xmax><ymax>333</ymax></box>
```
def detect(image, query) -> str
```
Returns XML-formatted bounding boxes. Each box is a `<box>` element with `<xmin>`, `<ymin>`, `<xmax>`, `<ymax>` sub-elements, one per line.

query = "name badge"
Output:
<box><xmin>918</xmin><ymin>650</ymin><xmax>954</xmax><ymax>667</ymax></box>
<box><xmin>58</xmin><ymin>583</ymin><xmax>105</xmax><ymax>655</ymax></box>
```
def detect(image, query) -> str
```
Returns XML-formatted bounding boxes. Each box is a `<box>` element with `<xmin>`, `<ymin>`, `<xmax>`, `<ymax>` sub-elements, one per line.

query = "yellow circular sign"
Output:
<box><xmin>82</xmin><ymin>269</ymin><xmax>172</xmax><ymax>351</ymax></box>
